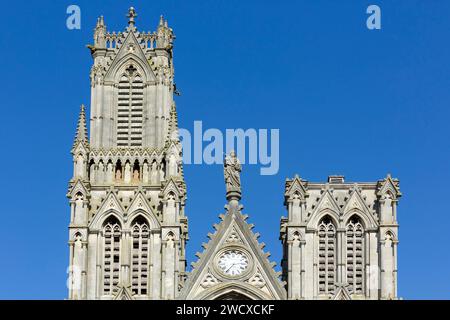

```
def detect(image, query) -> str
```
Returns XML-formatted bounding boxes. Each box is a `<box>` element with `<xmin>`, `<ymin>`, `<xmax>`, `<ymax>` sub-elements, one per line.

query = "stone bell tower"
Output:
<box><xmin>67</xmin><ymin>8</ymin><xmax>188</xmax><ymax>300</ymax></box>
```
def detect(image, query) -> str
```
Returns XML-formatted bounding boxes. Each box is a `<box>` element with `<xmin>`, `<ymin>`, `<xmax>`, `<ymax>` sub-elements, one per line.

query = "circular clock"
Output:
<box><xmin>217</xmin><ymin>249</ymin><xmax>249</xmax><ymax>276</ymax></box>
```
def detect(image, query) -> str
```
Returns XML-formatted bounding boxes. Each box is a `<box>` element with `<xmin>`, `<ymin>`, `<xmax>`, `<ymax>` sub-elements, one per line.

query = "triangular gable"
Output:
<box><xmin>285</xmin><ymin>175</ymin><xmax>308</xmax><ymax>200</ymax></box>
<box><xmin>160</xmin><ymin>177</ymin><xmax>185</xmax><ymax>198</ymax></box>
<box><xmin>316</xmin><ymin>190</ymin><xmax>340</xmax><ymax>213</ymax></box>
<box><xmin>342</xmin><ymin>186</ymin><xmax>378</xmax><ymax>228</ymax></box>
<box><xmin>333</xmin><ymin>284</ymin><xmax>352</xmax><ymax>300</ymax></box>
<box><xmin>113</xmin><ymin>284</ymin><xmax>135</xmax><ymax>300</ymax></box>
<box><xmin>306</xmin><ymin>188</ymin><xmax>342</xmax><ymax>228</ymax></box>
<box><xmin>181</xmin><ymin>208</ymin><xmax>286</xmax><ymax>300</ymax></box>
<box><xmin>166</xmin><ymin>140</ymin><xmax>182</xmax><ymax>156</ymax></box>
<box><xmin>377</xmin><ymin>174</ymin><xmax>402</xmax><ymax>199</ymax></box>
<box><xmin>71</xmin><ymin>141</ymin><xmax>89</xmax><ymax>156</ymax></box>
<box><xmin>104</xmin><ymin>31</ymin><xmax>155</xmax><ymax>82</ymax></box>
<box><xmin>89</xmin><ymin>191</ymin><xmax>125</xmax><ymax>229</ymax></box>
<box><xmin>67</xmin><ymin>179</ymin><xmax>90</xmax><ymax>199</ymax></box>
<box><xmin>127</xmin><ymin>191</ymin><xmax>161</xmax><ymax>228</ymax></box>
<box><xmin>127</xmin><ymin>191</ymin><xmax>153</xmax><ymax>214</ymax></box>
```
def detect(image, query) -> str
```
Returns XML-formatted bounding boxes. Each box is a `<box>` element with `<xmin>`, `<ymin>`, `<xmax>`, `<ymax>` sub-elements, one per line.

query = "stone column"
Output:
<box><xmin>336</xmin><ymin>227</ymin><xmax>346</xmax><ymax>284</ymax></box>
<box><xmin>121</xmin><ymin>230</ymin><xmax>130</xmax><ymax>286</ymax></box>
<box><xmin>151</xmin><ymin>232</ymin><xmax>161</xmax><ymax>299</ymax></box>
<box><xmin>286</xmin><ymin>229</ymin><xmax>304</xmax><ymax>299</ymax></box>
<box><xmin>161</xmin><ymin>229</ymin><xmax>178</xmax><ymax>299</ymax></box>
<box><xmin>96</xmin><ymin>232</ymin><xmax>103</xmax><ymax>299</ymax></box>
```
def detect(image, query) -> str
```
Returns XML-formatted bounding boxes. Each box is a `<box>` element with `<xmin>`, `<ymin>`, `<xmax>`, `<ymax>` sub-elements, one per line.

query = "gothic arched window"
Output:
<box><xmin>346</xmin><ymin>215</ymin><xmax>364</xmax><ymax>295</ymax></box>
<box><xmin>131</xmin><ymin>217</ymin><xmax>150</xmax><ymax>296</ymax></box>
<box><xmin>117</xmin><ymin>64</ymin><xmax>144</xmax><ymax>147</ymax></box>
<box><xmin>318</xmin><ymin>216</ymin><xmax>336</xmax><ymax>295</ymax></box>
<box><xmin>102</xmin><ymin>218</ymin><xmax>122</xmax><ymax>296</ymax></box>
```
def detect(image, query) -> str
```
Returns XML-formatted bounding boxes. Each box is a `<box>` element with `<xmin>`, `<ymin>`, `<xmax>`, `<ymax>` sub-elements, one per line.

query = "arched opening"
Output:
<box><xmin>130</xmin><ymin>216</ymin><xmax>150</xmax><ymax>296</ymax></box>
<box><xmin>115</xmin><ymin>160</ymin><xmax>122</xmax><ymax>182</ymax></box>
<box><xmin>102</xmin><ymin>216</ymin><xmax>122</xmax><ymax>296</ymax></box>
<box><xmin>215</xmin><ymin>291</ymin><xmax>252</xmax><ymax>300</ymax></box>
<box><xmin>346</xmin><ymin>215</ymin><xmax>365</xmax><ymax>295</ymax></box>
<box><xmin>116</xmin><ymin>65</ymin><xmax>144</xmax><ymax>147</ymax></box>
<box><xmin>132</xmin><ymin>160</ymin><xmax>140</xmax><ymax>183</ymax></box>
<box><xmin>159</xmin><ymin>158</ymin><xmax>166</xmax><ymax>182</ymax></box>
<box><xmin>318</xmin><ymin>215</ymin><xmax>336</xmax><ymax>296</ymax></box>
<box><xmin>89</xmin><ymin>159</ymin><xmax>96</xmax><ymax>182</ymax></box>
<box><xmin>97</xmin><ymin>160</ymin><xmax>105</xmax><ymax>183</ymax></box>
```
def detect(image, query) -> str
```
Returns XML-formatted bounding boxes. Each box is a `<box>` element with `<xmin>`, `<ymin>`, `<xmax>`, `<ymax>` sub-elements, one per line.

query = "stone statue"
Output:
<box><xmin>115</xmin><ymin>168</ymin><xmax>122</xmax><ymax>181</ymax></box>
<box><xmin>150</xmin><ymin>161</ymin><xmax>158</xmax><ymax>184</ymax></box>
<box><xmin>159</xmin><ymin>162</ymin><xmax>166</xmax><ymax>182</ymax></box>
<box><xmin>168</xmin><ymin>152</ymin><xmax>180</xmax><ymax>177</ymax></box>
<box><xmin>133</xmin><ymin>168</ymin><xmax>140</xmax><ymax>182</ymax></box>
<box><xmin>224</xmin><ymin>151</ymin><xmax>241</xmax><ymax>195</ymax></box>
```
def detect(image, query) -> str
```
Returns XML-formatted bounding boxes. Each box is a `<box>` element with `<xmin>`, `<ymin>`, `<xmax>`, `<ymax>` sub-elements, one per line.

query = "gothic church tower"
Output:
<box><xmin>67</xmin><ymin>8</ymin><xmax>188</xmax><ymax>300</ymax></box>
<box><xmin>280</xmin><ymin>175</ymin><xmax>401</xmax><ymax>300</ymax></box>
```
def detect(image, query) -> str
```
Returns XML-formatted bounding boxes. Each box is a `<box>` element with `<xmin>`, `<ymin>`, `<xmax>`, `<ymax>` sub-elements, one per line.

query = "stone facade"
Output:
<box><xmin>67</xmin><ymin>9</ymin><xmax>401</xmax><ymax>300</ymax></box>
<box><xmin>67</xmin><ymin>8</ymin><xmax>187</xmax><ymax>300</ymax></box>
<box><xmin>280</xmin><ymin>175</ymin><xmax>400</xmax><ymax>300</ymax></box>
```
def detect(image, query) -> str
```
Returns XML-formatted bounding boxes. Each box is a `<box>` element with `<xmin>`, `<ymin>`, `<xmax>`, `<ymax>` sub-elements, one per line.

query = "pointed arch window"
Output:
<box><xmin>318</xmin><ymin>216</ymin><xmax>336</xmax><ymax>295</ymax></box>
<box><xmin>102</xmin><ymin>218</ymin><xmax>121</xmax><ymax>296</ymax></box>
<box><xmin>131</xmin><ymin>217</ymin><xmax>150</xmax><ymax>296</ymax></box>
<box><xmin>346</xmin><ymin>216</ymin><xmax>364</xmax><ymax>295</ymax></box>
<box><xmin>117</xmin><ymin>64</ymin><xmax>144</xmax><ymax>147</ymax></box>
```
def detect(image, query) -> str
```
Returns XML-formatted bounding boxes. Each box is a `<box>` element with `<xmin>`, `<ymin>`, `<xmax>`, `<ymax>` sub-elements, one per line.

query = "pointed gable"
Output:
<box><xmin>67</xmin><ymin>179</ymin><xmax>90</xmax><ymax>199</ymax></box>
<box><xmin>307</xmin><ymin>186</ymin><xmax>341</xmax><ymax>228</ymax></box>
<box><xmin>377</xmin><ymin>174</ymin><xmax>402</xmax><ymax>199</ymax></box>
<box><xmin>342</xmin><ymin>185</ymin><xmax>378</xmax><ymax>228</ymax></box>
<box><xmin>113</xmin><ymin>284</ymin><xmax>135</xmax><ymax>300</ymax></box>
<box><xmin>312</xmin><ymin>187</ymin><xmax>340</xmax><ymax>214</ymax></box>
<box><xmin>333</xmin><ymin>284</ymin><xmax>352</xmax><ymax>300</ymax></box>
<box><xmin>104</xmin><ymin>31</ymin><xmax>155</xmax><ymax>83</ymax></box>
<box><xmin>89</xmin><ymin>191</ymin><xmax>125</xmax><ymax>228</ymax></box>
<box><xmin>284</xmin><ymin>174</ymin><xmax>308</xmax><ymax>202</ymax></box>
<box><xmin>127</xmin><ymin>191</ymin><xmax>161</xmax><ymax>228</ymax></box>
<box><xmin>160</xmin><ymin>177</ymin><xmax>186</xmax><ymax>200</ymax></box>
<box><xmin>181</xmin><ymin>204</ymin><xmax>286</xmax><ymax>300</ymax></box>
<box><xmin>127</xmin><ymin>191</ymin><xmax>152</xmax><ymax>214</ymax></box>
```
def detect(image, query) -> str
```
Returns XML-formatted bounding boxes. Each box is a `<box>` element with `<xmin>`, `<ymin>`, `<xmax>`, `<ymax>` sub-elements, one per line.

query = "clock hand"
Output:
<box><xmin>225</xmin><ymin>262</ymin><xmax>235</xmax><ymax>273</ymax></box>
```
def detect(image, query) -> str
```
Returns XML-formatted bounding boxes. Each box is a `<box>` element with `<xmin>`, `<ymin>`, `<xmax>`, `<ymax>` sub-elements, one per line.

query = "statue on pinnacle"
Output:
<box><xmin>224</xmin><ymin>151</ymin><xmax>242</xmax><ymax>203</ymax></box>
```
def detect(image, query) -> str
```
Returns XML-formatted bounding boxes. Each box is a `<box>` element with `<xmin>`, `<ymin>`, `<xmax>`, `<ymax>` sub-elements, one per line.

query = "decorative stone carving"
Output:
<box><xmin>248</xmin><ymin>272</ymin><xmax>266</xmax><ymax>289</ymax></box>
<box><xmin>225</xmin><ymin>230</ymin><xmax>242</xmax><ymax>244</ymax></box>
<box><xmin>224</xmin><ymin>151</ymin><xmax>242</xmax><ymax>201</ymax></box>
<box><xmin>200</xmin><ymin>273</ymin><xmax>219</xmax><ymax>289</ymax></box>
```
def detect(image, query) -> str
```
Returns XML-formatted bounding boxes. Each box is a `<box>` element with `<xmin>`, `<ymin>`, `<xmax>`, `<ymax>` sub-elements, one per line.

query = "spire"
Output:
<box><xmin>127</xmin><ymin>7</ymin><xmax>137</xmax><ymax>28</ymax></box>
<box><xmin>156</xmin><ymin>14</ymin><xmax>174</xmax><ymax>49</ymax></box>
<box><xmin>167</xmin><ymin>102</ymin><xmax>179</xmax><ymax>142</ymax></box>
<box><xmin>72</xmin><ymin>104</ymin><xmax>89</xmax><ymax>151</ymax></box>
<box><xmin>93</xmin><ymin>15</ymin><xmax>106</xmax><ymax>48</ymax></box>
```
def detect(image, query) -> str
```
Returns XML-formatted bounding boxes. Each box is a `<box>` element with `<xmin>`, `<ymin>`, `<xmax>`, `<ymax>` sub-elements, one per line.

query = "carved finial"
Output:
<box><xmin>127</xmin><ymin>7</ymin><xmax>137</xmax><ymax>27</ymax></box>
<box><xmin>96</xmin><ymin>15</ymin><xmax>105</xmax><ymax>27</ymax></box>
<box><xmin>224</xmin><ymin>151</ymin><xmax>242</xmax><ymax>206</ymax></box>
<box><xmin>94</xmin><ymin>16</ymin><xmax>106</xmax><ymax>48</ymax></box>
<box><xmin>159</xmin><ymin>15</ymin><xmax>164</xmax><ymax>26</ymax></box>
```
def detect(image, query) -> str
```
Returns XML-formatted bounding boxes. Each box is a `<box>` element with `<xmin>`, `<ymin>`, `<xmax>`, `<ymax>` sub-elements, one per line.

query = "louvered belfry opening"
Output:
<box><xmin>131</xmin><ymin>217</ymin><xmax>150</xmax><ymax>296</ymax></box>
<box><xmin>318</xmin><ymin>216</ymin><xmax>336</xmax><ymax>295</ymax></box>
<box><xmin>117</xmin><ymin>64</ymin><xmax>144</xmax><ymax>147</ymax></box>
<box><xmin>103</xmin><ymin>218</ymin><xmax>122</xmax><ymax>296</ymax></box>
<box><xmin>346</xmin><ymin>216</ymin><xmax>364</xmax><ymax>295</ymax></box>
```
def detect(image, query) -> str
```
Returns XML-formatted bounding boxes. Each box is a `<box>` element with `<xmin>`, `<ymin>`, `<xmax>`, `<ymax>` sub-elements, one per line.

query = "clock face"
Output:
<box><xmin>218</xmin><ymin>250</ymin><xmax>249</xmax><ymax>276</ymax></box>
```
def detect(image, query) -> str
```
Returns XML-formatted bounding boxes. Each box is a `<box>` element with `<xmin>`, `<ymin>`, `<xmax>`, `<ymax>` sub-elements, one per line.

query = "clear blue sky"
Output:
<box><xmin>0</xmin><ymin>0</ymin><xmax>449</xmax><ymax>299</ymax></box>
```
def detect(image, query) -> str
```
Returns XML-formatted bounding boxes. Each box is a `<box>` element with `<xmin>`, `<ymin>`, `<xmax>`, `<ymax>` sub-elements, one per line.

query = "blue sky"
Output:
<box><xmin>0</xmin><ymin>0</ymin><xmax>449</xmax><ymax>299</ymax></box>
